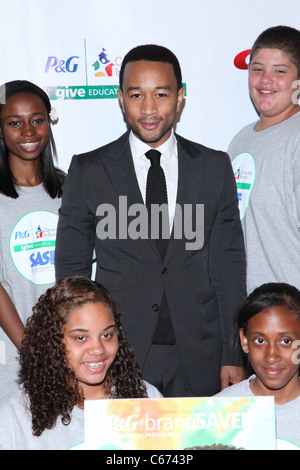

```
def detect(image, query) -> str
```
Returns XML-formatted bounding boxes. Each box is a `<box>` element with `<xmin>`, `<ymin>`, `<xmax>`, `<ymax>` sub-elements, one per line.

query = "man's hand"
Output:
<box><xmin>220</xmin><ymin>366</ymin><xmax>245</xmax><ymax>390</ymax></box>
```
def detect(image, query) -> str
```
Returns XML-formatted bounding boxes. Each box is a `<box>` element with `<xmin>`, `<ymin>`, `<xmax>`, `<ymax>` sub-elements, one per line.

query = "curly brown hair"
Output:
<box><xmin>19</xmin><ymin>276</ymin><xmax>147</xmax><ymax>437</ymax></box>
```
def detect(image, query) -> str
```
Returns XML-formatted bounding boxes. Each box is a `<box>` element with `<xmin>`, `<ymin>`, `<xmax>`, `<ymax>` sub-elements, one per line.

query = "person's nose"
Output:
<box><xmin>21</xmin><ymin>120</ymin><xmax>36</xmax><ymax>137</ymax></box>
<box><xmin>264</xmin><ymin>343</ymin><xmax>281</xmax><ymax>364</ymax></box>
<box><xmin>259</xmin><ymin>70</ymin><xmax>274</xmax><ymax>85</ymax></box>
<box><xmin>87</xmin><ymin>337</ymin><xmax>105</xmax><ymax>356</ymax></box>
<box><xmin>141</xmin><ymin>95</ymin><xmax>157</xmax><ymax>116</ymax></box>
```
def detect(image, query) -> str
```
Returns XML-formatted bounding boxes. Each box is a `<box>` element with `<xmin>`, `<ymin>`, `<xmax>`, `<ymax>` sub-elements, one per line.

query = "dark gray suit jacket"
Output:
<box><xmin>55</xmin><ymin>131</ymin><xmax>246</xmax><ymax>395</ymax></box>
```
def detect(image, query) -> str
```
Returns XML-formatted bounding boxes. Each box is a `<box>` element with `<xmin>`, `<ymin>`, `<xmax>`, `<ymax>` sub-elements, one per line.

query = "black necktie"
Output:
<box><xmin>145</xmin><ymin>149</ymin><xmax>169</xmax><ymax>258</ymax></box>
<box><xmin>145</xmin><ymin>149</ymin><xmax>175</xmax><ymax>345</ymax></box>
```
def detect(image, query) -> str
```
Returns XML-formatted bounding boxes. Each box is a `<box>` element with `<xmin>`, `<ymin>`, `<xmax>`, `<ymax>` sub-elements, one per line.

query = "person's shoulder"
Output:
<box><xmin>279</xmin><ymin>109</ymin><xmax>300</xmax><ymax>132</ymax></box>
<box><xmin>229</xmin><ymin>121</ymin><xmax>256</xmax><ymax>142</ymax></box>
<box><xmin>74</xmin><ymin>131</ymin><xmax>130</xmax><ymax>166</ymax></box>
<box><xmin>176</xmin><ymin>133</ymin><xmax>227</xmax><ymax>159</ymax></box>
<box><xmin>279</xmin><ymin>393</ymin><xmax>300</xmax><ymax>411</ymax></box>
<box><xmin>0</xmin><ymin>385</ymin><xmax>28</xmax><ymax>415</ymax></box>
<box><xmin>227</xmin><ymin>122</ymin><xmax>257</xmax><ymax>158</ymax></box>
<box><xmin>143</xmin><ymin>381</ymin><xmax>164</xmax><ymax>398</ymax></box>
<box><xmin>176</xmin><ymin>134</ymin><xmax>224</xmax><ymax>153</ymax></box>
<box><xmin>214</xmin><ymin>376</ymin><xmax>254</xmax><ymax>398</ymax></box>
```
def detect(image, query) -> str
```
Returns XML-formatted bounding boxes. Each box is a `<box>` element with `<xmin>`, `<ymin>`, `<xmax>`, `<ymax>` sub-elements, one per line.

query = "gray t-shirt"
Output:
<box><xmin>0</xmin><ymin>381</ymin><xmax>163</xmax><ymax>450</ymax></box>
<box><xmin>228</xmin><ymin>112</ymin><xmax>300</xmax><ymax>294</ymax></box>
<box><xmin>215</xmin><ymin>375</ymin><xmax>300</xmax><ymax>448</ymax></box>
<box><xmin>0</xmin><ymin>184</ymin><xmax>61</xmax><ymax>398</ymax></box>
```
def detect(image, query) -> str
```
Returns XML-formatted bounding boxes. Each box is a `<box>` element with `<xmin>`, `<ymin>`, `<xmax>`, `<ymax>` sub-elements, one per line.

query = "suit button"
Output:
<box><xmin>162</xmin><ymin>267</ymin><xmax>168</xmax><ymax>275</ymax></box>
<box><xmin>152</xmin><ymin>304</ymin><xmax>160</xmax><ymax>312</ymax></box>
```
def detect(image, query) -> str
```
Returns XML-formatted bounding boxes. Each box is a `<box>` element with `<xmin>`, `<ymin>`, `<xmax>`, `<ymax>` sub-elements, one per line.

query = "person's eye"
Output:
<box><xmin>129</xmin><ymin>93</ymin><xmax>142</xmax><ymax>99</ymax></box>
<box><xmin>254</xmin><ymin>337</ymin><xmax>265</xmax><ymax>345</ymax></box>
<box><xmin>102</xmin><ymin>332</ymin><xmax>114</xmax><ymax>340</ymax></box>
<box><xmin>281</xmin><ymin>338</ymin><xmax>292</xmax><ymax>346</ymax></box>
<box><xmin>8</xmin><ymin>120</ymin><xmax>21</xmax><ymax>127</ymax></box>
<box><xmin>32</xmin><ymin>118</ymin><xmax>45</xmax><ymax>125</ymax></box>
<box><xmin>75</xmin><ymin>335</ymin><xmax>86</xmax><ymax>342</ymax></box>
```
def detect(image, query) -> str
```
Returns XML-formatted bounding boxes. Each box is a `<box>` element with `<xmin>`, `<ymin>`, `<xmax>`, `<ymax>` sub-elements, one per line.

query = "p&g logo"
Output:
<box><xmin>15</xmin><ymin>230</ymin><xmax>30</xmax><ymax>239</ymax></box>
<box><xmin>45</xmin><ymin>56</ymin><xmax>79</xmax><ymax>73</ymax></box>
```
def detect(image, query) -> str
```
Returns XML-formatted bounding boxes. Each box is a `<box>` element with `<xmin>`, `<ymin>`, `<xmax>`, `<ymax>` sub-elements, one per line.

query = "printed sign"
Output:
<box><xmin>70</xmin><ymin>396</ymin><xmax>276</xmax><ymax>450</ymax></box>
<box><xmin>10</xmin><ymin>210</ymin><xmax>58</xmax><ymax>285</ymax></box>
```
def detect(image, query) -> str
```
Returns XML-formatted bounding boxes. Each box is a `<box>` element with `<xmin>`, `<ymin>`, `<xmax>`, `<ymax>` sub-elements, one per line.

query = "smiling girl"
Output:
<box><xmin>0</xmin><ymin>276</ymin><xmax>162</xmax><ymax>450</ymax></box>
<box><xmin>0</xmin><ymin>80</ymin><xmax>65</xmax><ymax>400</ymax></box>
<box><xmin>215</xmin><ymin>282</ymin><xmax>300</xmax><ymax>448</ymax></box>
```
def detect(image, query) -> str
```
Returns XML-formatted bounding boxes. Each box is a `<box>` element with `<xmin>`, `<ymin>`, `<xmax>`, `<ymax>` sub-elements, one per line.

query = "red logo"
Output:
<box><xmin>234</xmin><ymin>49</ymin><xmax>251</xmax><ymax>70</ymax></box>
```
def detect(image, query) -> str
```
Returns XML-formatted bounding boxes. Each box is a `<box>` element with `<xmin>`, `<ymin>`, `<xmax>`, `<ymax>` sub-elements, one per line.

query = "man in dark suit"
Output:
<box><xmin>55</xmin><ymin>44</ymin><xmax>246</xmax><ymax>397</ymax></box>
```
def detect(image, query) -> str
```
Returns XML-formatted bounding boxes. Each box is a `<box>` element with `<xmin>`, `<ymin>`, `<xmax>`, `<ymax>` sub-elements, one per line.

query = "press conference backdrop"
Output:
<box><xmin>0</xmin><ymin>0</ymin><xmax>298</xmax><ymax>171</ymax></box>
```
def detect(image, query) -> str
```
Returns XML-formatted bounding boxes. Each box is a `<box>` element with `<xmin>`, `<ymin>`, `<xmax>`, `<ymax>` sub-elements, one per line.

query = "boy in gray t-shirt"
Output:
<box><xmin>228</xmin><ymin>26</ymin><xmax>300</xmax><ymax>294</ymax></box>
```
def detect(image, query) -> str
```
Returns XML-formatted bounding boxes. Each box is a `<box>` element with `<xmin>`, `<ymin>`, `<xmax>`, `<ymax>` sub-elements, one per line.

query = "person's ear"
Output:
<box><xmin>118</xmin><ymin>88</ymin><xmax>125</xmax><ymax>113</ymax></box>
<box><xmin>176</xmin><ymin>87</ymin><xmax>185</xmax><ymax>112</ymax></box>
<box><xmin>239</xmin><ymin>328</ymin><xmax>249</xmax><ymax>354</ymax></box>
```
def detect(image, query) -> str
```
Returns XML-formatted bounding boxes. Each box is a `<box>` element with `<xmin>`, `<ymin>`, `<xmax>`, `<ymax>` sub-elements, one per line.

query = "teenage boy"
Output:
<box><xmin>229</xmin><ymin>25</ymin><xmax>300</xmax><ymax>294</ymax></box>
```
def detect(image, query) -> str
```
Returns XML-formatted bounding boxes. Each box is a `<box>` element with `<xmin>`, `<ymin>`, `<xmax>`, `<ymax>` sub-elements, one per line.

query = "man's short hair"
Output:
<box><xmin>119</xmin><ymin>44</ymin><xmax>182</xmax><ymax>91</ymax></box>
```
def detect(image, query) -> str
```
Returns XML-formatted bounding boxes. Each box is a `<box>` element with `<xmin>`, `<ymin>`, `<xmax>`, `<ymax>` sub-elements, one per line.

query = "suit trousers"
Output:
<box><xmin>142</xmin><ymin>343</ymin><xmax>195</xmax><ymax>398</ymax></box>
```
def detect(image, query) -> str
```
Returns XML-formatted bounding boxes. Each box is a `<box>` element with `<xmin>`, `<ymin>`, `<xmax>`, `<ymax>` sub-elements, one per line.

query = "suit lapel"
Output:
<box><xmin>102</xmin><ymin>131</ymin><xmax>161</xmax><ymax>258</ymax></box>
<box><xmin>101</xmin><ymin>132</ymin><xmax>204</xmax><ymax>261</ymax></box>
<box><xmin>176</xmin><ymin>136</ymin><xmax>203</xmax><ymax>206</ymax></box>
<box><xmin>102</xmin><ymin>132</ymin><xmax>143</xmax><ymax>206</ymax></box>
<box><xmin>164</xmin><ymin>134</ymin><xmax>204</xmax><ymax>263</ymax></box>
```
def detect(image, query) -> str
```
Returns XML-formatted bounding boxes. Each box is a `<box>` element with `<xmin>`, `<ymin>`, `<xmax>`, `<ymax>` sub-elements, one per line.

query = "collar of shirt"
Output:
<box><xmin>129</xmin><ymin>129</ymin><xmax>178</xmax><ymax>167</ymax></box>
<box><xmin>129</xmin><ymin>130</ymin><xmax>178</xmax><ymax>229</ymax></box>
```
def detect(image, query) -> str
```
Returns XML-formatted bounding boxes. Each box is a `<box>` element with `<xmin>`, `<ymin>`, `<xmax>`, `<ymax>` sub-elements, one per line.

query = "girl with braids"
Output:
<box><xmin>0</xmin><ymin>80</ymin><xmax>65</xmax><ymax>399</ymax></box>
<box><xmin>0</xmin><ymin>276</ymin><xmax>162</xmax><ymax>450</ymax></box>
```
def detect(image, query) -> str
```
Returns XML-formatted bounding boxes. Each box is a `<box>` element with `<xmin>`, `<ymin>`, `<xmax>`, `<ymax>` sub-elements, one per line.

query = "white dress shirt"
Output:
<box><xmin>129</xmin><ymin>129</ymin><xmax>178</xmax><ymax>231</ymax></box>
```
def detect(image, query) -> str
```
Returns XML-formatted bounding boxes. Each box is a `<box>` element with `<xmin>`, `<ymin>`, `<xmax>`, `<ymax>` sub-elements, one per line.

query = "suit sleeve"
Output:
<box><xmin>209</xmin><ymin>153</ymin><xmax>246</xmax><ymax>366</ymax></box>
<box><xmin>55</xmin><ymin>155</ymin><xmax>95</xmax><ymax>280</ymax></box>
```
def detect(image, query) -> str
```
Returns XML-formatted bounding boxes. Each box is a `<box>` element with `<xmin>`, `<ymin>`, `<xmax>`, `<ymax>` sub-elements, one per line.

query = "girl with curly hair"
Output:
<box><xmin>0</xmin><ymin>276</ymin><xmax>162</xmax><ymax>450</ymax></box>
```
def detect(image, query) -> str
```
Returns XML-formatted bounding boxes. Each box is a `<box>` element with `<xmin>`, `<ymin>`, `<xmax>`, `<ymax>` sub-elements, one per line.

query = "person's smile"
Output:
<box><xmin>63</xmin><ymin>302</ymin><xmax>119</xmax><ymax>400</ymax></box>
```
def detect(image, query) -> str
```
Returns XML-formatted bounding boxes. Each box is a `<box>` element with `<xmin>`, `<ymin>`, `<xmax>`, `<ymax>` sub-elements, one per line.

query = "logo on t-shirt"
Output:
<box><xmin>10</xmin><ymin>210</ymin><xmax>58</xmax><ymax>285</ymax></box>
<box><xmin>231</xmin><ymin>153</ymin><xmax>256</xmax><ymax>220</ymax></box>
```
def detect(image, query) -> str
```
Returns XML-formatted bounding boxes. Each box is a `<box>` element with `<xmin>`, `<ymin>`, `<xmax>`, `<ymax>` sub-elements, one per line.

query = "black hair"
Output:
<box><xmin>0</xmin><ymin>80</ymin><xmax>65</xmax><ymax>198</ymax></box>
<box><xmin>119</xmin><ymin>44</ymin><xmax>182</xmax><ymax>91</ymax></box>
<box><xmin>238</xmin><ymin>282</ymin><xmax>300</xmax><ymax>332</ymax></box>
<box><xmin>238</xmin><ymin>282</ymin><xmax>300</xmax><ymax>376</ymax></box>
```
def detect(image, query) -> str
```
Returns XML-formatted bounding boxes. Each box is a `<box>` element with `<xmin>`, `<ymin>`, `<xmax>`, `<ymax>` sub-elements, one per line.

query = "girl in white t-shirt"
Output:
<box><xmin>0</xmin><ymin>80</ymin><xmax>64</xmax><ymax>350</ymax></box>
<box><xmin>216</xmin><ymin>282</ymin><xmax>300</xmax><ymax>447</ymax></box>
<box><xmin>0</xmin><ymin>276</ymin><xmax>162</xmax><ymax>449</ymax></box>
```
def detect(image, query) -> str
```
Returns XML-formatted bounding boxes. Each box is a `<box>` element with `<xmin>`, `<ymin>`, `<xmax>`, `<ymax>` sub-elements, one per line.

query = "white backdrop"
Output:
<box><xmin>0</xmin><ymin>0</ymin><xmax>299</xmax><ymax>172</ymax></box>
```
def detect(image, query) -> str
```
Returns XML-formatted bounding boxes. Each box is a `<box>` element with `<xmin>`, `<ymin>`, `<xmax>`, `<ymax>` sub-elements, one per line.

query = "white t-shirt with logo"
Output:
<box><xmin>0</xmin><ymin>381</ymin><xmax>163</xmax><ymax>450</ymax></box>
<box><xmin>0</xmin><ymin>184</ymin><xmax>61</xmax><ymax>398</ymax></box>
<box><xmin>229</xmin><ymin>112</ymin><xmax>300</xmax><ymax>294</ymax></box>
